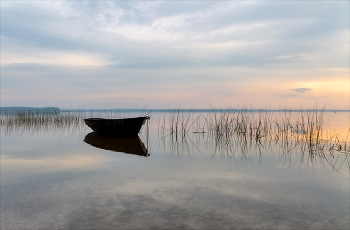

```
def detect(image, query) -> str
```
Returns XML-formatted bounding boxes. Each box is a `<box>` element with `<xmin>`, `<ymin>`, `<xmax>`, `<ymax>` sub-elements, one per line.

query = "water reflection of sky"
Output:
<box><xmin>1</xmin><ymin>112</ymin><xmax>349</xmax><ymax>229</ymax></box>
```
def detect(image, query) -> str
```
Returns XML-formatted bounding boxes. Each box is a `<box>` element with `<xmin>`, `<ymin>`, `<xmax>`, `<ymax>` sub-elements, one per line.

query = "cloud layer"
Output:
<box><xmin>1</xmin><ymin>1</ymin><xmax>348</xmax><ymax>109</ymax></box>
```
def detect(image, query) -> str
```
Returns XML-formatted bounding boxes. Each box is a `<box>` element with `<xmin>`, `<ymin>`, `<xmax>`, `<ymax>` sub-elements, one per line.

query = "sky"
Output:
<box><xmin>1</xmin><ymin>0</ymin><xmax>349</xmax><ymax>109</ymax></box>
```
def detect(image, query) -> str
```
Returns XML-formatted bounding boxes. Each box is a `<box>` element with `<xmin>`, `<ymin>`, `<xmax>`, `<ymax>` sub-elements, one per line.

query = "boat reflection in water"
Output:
<box><xmin>84</xmin><ymin>132</ymin><xmax>149</xmax><ymax>157</ymax></box>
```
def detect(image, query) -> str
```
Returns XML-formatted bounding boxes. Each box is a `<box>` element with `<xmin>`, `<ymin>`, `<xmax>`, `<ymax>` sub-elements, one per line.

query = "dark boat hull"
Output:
<box><xmin>84</xmin><ymin>116</ymin><xmax>149</xmax><ymax>136</ymax></box>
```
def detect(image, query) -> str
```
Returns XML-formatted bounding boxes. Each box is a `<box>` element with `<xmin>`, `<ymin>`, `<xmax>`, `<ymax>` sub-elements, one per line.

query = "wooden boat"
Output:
<box><xmin>84</xmin><ymin>132</ymin><xmax>149</xmax><ymax>157</ymax></box>
<box><xmin>84</xmin><ymin>116</ymin><xmax>149</xmax><ymax>136</ymax></box>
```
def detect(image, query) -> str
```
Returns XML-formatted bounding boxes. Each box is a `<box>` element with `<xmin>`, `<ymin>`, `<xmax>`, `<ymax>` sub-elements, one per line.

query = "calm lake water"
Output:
<box><xmin>1</xmin><ymin>111</ymin><xmax>349</xmax><ymax>229</ymax></box>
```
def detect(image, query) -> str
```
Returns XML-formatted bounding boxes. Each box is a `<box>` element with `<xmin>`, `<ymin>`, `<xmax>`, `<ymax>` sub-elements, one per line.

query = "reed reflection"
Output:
<box><xmin>84</xmin><ymin>132</ymin><xmax>149</xmax><ymax>157</ymax></box>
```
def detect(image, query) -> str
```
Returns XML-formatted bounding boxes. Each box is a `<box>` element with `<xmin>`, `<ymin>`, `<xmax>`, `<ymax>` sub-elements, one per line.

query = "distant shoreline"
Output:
<box><xmin>0</xmin><ymin>107</ymin><xmax>60</xmax><ymax>114</ymax></box>
<box><xmin>1</xmin><ymin>107</ymin><xmax>348</xmax><ymax>113</ymax></box>
<box><xmin>60</xmin><ymin>108</ymin><xmax>349</xmax><ymax>113</ymax></box>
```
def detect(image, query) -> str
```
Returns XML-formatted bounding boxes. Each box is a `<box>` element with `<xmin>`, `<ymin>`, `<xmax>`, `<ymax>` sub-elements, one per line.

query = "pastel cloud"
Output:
<box><xmin>291</xmin><ymin>88</ymin><xmax>312</xmax><ymax>93</ymax></box>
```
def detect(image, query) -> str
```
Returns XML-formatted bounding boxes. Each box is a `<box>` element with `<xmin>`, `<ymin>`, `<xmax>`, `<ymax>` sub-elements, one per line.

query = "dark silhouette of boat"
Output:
<box><xmin>84</xmin><ymin>132</ymin><xmax>149</xmax><ymax>157</ymax></box>
<box><xmin>84</xmin><ymin>116</ymin><xmax>149</xmax><ymax>136</ymax></box>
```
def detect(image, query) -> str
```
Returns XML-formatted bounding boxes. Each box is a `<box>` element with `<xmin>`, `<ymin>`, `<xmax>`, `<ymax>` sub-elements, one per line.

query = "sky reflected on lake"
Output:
<box><xmin>1</xmin><ymin>112</ymin><xmax>349</xmax><ymax>229</ymax></box>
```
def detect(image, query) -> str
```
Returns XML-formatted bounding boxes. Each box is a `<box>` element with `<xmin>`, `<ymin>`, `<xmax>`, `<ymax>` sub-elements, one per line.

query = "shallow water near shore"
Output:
<box><xmin>1</xmin><ymin>111</ymin><xmax>349</xmax><ymax>229</ymax></box>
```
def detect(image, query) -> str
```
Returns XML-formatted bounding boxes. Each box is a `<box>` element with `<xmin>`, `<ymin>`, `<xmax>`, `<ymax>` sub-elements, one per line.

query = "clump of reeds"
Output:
<box><xmin>0</xmin><ymin>110</ymin><xmax>86</xmax><ymax>135</ymax></box>
<box><xmin>159</xmin><ymin>106</ymin><xmax>349</xmax><ymax>171</ymax></box>
<box><xmin>0</xmin><ymin>109</ymin><xmax>151</xmax><ymax>136</ymax></box>
<box><xmin>159</xmin><ymin>109</ymin><xmax>201</xmax><ymax>140</ymax></box>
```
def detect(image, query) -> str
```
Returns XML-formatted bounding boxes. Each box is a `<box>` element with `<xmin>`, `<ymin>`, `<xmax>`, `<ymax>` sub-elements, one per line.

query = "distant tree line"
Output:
<box><xmin>0</xmin><ymin>107</ymin><xmax>60</xmax><ymax>114</ymax></box>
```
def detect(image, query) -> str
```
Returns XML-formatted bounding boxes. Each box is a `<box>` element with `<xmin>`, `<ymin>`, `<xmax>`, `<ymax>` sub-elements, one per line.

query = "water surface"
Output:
<box><xmin>1</xmin><ymin>111</ymin><xmax>349</xmax><ymax>229</ymax></box>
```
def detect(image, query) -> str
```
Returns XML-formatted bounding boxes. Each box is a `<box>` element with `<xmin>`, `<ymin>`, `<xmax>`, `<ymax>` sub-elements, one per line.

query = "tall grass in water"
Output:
<box><xmin>0</xmin><ymin>109</ymin><xmax>150</xmax><ymax>135</ymax></box>
<box><xmin>159</xmin><ymin>107</ymin><xmax>349</xmax><ymax>171</ymax></box>
<box><xmin>0</xmin><ymin>110</ymin><xmax>85</xmax><ymax>135</ymax></box>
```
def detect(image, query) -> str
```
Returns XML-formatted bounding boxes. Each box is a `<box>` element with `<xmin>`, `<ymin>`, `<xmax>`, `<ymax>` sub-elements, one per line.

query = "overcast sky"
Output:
<box><xmin>1</xmin><ymin>0</ymin><xmax>348</xmax><ymax>109</ymax></box>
